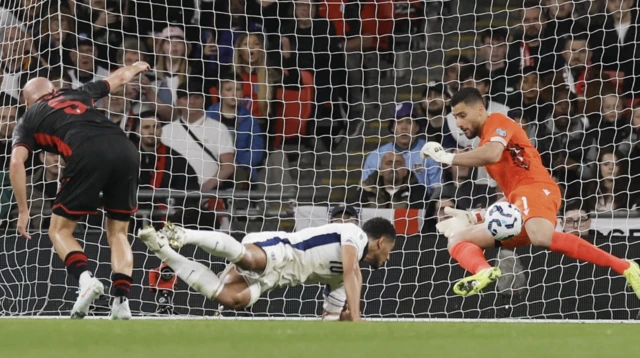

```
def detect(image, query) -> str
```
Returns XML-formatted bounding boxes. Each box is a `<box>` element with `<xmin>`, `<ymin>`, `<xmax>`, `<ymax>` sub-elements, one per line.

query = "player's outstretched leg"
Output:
<box><xmin>160</xmin><ymin>222</ymin><xmax>246</xmax><ymax>263</ymax></box>
<box><xmin>138</xmin><ymin>226</ymin><xmax>266</xmax><ymax>310</ymax></box>
<box><xmin>138</xmin><ymin>226</ymin><xmax>225</xmax><ymax>301</ymax></box>
<box><xmin>49</xmin><ymin>214</ymin><xmax>104</xmax><ymax>319</ymax></box>
<box><xmin>105</xmin><ymin>217</ymin><xmax>134</xmax><ymax>320</ymax></box>
<box><xmin>448</xmin><ymin>224</ymin><xmax>502</xmax><ymax>296</ymax></box>
<box><xmin>526</xmin><ymin>218</ymin><xmax>640</xmax><ymax>299</ymax></box>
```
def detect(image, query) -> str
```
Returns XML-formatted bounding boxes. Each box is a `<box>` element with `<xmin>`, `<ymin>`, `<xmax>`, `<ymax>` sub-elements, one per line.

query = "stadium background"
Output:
<box><xmin>0</xmin><ymin>0</ymin><xmax>639</xmax><ymax>319</ymax></box>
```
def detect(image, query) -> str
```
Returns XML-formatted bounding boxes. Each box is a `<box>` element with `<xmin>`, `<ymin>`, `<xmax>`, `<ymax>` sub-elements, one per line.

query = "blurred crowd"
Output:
<box><xmin>0</xmin><ymin>0</ymin><xmax>637</xmax><ymax>235</ymax></box>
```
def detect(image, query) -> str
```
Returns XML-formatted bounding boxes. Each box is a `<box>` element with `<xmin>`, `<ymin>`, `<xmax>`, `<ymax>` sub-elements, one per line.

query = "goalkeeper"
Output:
<box><xmin>138</xmin><ymin>218</ymin><xmax>396</xmax><ymax>321</ymax></box>
<box><xmin>420</xmin><ymin>88</ymin><xmax>640</xmax><ymax>297</ymax></box>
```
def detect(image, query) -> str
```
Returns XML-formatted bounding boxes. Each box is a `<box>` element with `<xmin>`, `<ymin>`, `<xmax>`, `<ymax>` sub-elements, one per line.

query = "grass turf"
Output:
<box><xmin>0</xmin><ymin>319</ymin><xmax>638</xmax><ymax>358</ymax></box>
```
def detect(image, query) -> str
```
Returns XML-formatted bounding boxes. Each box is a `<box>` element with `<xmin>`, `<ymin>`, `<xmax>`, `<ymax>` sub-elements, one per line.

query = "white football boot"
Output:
<box><xmin>70</xmin><ymin>277</ymin><xmax>104</xmax><ymax>319</ymax></box>
<box><xmin>137</xmin><ymin>225</ymin><xmax>169</xmax><ymax>253</ymax></box>
<box><xmin>159</xmin><ymin>222</ymin><xmax>188</xmax><ymax>249</ymax></box>
<box><xmin>110</xmin><ymin>296</ymin><xmax>132</xmax><ymax>320</ymax></box>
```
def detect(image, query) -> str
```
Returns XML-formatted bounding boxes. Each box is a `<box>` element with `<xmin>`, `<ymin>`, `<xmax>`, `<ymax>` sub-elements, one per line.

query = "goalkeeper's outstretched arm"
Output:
<box><xmin>451</xmin><ymin>142</ymin><xmax>504</xmax><ymax>167</ymax></box>
<box><xmin>420</xmin><ymin>141</ymin><xmax>504</xmax><ymax>168</ymax></box>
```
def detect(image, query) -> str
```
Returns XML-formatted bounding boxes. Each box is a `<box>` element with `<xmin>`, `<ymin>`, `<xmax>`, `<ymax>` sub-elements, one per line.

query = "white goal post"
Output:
<box><xmin>0</xmin><ymin>0</ymin><xmax>639</xmax><ymax>320</ymax></box>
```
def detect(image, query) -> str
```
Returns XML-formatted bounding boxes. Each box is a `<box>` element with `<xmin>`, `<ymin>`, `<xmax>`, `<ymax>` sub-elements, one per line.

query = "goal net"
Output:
<box><xmin>1</xmin><ymin>0</ymin><xmax>639</xmax><ymax>319</ymax></box>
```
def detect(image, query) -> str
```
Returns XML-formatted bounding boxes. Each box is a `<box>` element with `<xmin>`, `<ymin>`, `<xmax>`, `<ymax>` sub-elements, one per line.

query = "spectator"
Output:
<box><xmin>328</xmin><ymin>205</ymin><xmax>359</xmax><ymax>225</ymax></box>
<box><xmin>628</xmin><ymin>103</ymin><xmax>640</xmax><ymax>207</ymax></box>
<box><xmin>0</xmin><ymin>25</ymin><xmax>40</xmax><ymax>100</ymax></box>
<box><xmin>508</xmin><ymin>66</ymin><xmax>554</xmax><ymax>123</ymax></box>
<box><xmin>444</xmin><ymin>148</ymin><xmax>497</xmax><ymax>210</ymax></box>
<box><xmin>316</xmin><ymin>0</ymin><xmax>364</xmax><ymax>117</ymax></box>
<box><xmin>0</xmin><ymin>92</ymin><xmax>19</xmax><ymax>169</ymax></box>
<box><xmin>206</xmin><ymin>73</ymin><xmax>266</xmax><ymax>185</ymax></box>
<box><xmin>420</xmin><ymin>82</ymin><xmax>455</xmax><ymax>148</ymax></box>
<box><xmin>359</xmin><ymin>152</ymin><xmax>427</xmax><ymax>209</ymax></box>
<box><xmin>477</xmin><ymin>28</ymin><xmax>516</xmax><ymax>105</ymax></box>
<box><xmin>537</xmin><ymin>88</ymin><xmax>597</xmax><ymax>183</ymax></box>
<box><xmin>544</xmin><ymin>0</ymin><xmax>585</xmax><ymax>50</ymax></box>
<box><xmin>589</xmin><ymin>0</ymin><xmax>640</xmax><ymax>97</ymax></box>
<box><xmin>155</xmin><ymin>26</ymin><xmax>200</xmax><ymax>104</ymax></box>
<box><xmin>509</xmin><ymin>109</ymin><xmax>538</xmax><ymax>147</ymax></box>
<box><xmin>72</xmin><ymin>0</ymin><xmax>128</xmax><ymax>67</ymax></box>
<box><xmin>280</xmin><ymin>0</ymin><xmax>343</xmax><ymax>107</ymax></box>
<box><xmin>132</xmin><ymin>0</ymin><xmax>200</xmax><ymax>38</ymax></box>
<box><xmin>593</xmin><ymin>149</ymin><xmax>630</xmax><ymax>212</ymax></box>
<box><xmin>0</xmin><ymin>0</ymin><xmax>44</xmax><ymax>33</ymax></box>
<box><xmin>361</xmin><ymin>103</ymin><xmax>441</xmax><ymax>195</ymax></box>
<box><xmin>38</xmin><ymin>8</ymin><xmax>74</xmax><ymax>68</ymax></box>
<box><xmin>590</xmin><ymin>92</ymin><xmax>632</xmax><ymax>155</ymax></box>
<box><xmin>137</xmin><ymin>112</ymin><xmax>200</xmax><ymax>219</ymax></box>
<box><xmin>208</xmin><ymin>0</ymin><xmax>263</xmax><ymax>67</ymax></box>
<box><xmin>556</xmin><ymin>34</ymin><xmax>596</xmax><ymax>98</ymax></box>
<box><xmin>66</xmin><ymin>33</ymin><xmax>110</xmax><ymax>88</ymax></box>
<box><xmin>443</xmin><ymin>55</ymin><xmax>473</xmax><ymax>96</ymax></box>
<box><xmin>161</xmin><ymin>81</ymin><xmax>235</xmax><ymax>192</ymax></box>
<box><xmin>460</xmin><ymin>65</ymin><xmax>510</xmax><ymax>115</ymax></box>
<box><xmin>560</xmin><ymin>199</ymin><xmax>606</xmax><ymax>240</ymax></box>
<box><xmin>116</xmin><ymin>37</ymin><xmax>173</xmax><ymax>122</ymax></box>
<box><xmin>233</xmin><ymin>32</ymin><xmax>278</xmax><ymax>120</ymax></box>
<box><xmin>507</xmin><ymin>0</ymin><xmax>561</xmax><ymax>76</ymax></box>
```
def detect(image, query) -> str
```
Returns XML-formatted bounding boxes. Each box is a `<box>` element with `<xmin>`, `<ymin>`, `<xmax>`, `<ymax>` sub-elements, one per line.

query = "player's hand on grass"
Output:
<box><xmin>17</xmin><ymin>210</ymin><xmax>31</xmax><ymax>239</ymax></box>
<box><xmin>420</xmin><ymin>142</ymin><xmax>454</xmax><ymax>165</ymax></box>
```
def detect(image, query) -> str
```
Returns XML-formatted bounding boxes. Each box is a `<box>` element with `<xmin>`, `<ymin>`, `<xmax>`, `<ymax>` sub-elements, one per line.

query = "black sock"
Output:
<box><xmin>111</xmin><ymin>273</ymin><xmax>132</xmax><ymax>298</ymax></box>
<box><xmin>64</xmin><ymin>251</ymin><xmax>88</xmax><ymax>281</ymax></box>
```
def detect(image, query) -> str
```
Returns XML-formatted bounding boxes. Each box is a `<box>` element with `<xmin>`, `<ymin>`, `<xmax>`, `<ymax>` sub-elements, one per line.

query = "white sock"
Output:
<box><xmin>183</xmin><ymin>229</ymin><xmax>246</xmax><ymax>263</ymax></box>
<box><xmin>157</xmin><ymin>246</ymin><xmax>223</xmax><ymax>300</ymax></box>
<box><xmin>79</xmin><ymin>271</ymin><xmax>93</xmax><ymax>287</ymax></box>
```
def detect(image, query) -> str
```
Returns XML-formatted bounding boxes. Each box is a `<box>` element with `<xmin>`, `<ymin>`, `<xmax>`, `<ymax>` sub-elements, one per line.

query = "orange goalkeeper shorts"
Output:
<box><xmin>499</xmin><ymin>183</ymin><xmax>562</xmax><ymax>249</ymax></box>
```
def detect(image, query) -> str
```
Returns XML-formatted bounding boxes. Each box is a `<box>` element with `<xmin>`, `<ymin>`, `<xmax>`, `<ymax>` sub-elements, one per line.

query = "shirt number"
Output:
<box><xmin>48</xmin><ymin>97</ymin><xmax>87</xmax><ymax>115</ymax></box>
<box><xmin>329</xmin><ymin>261</ymin><xmax>343</xmax><ymax>274</ymax></box>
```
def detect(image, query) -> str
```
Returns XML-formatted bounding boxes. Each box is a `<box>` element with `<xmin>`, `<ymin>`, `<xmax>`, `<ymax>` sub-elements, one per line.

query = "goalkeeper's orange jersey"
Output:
<box><xmin>479</xmin><ymin>113</ymin><xmax>557</xmax><ymax>196</ymax></box>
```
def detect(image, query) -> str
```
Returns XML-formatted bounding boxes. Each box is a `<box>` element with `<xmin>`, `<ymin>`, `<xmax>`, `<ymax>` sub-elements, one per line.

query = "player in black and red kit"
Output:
<box><xmin>10</xmin><ymin>61</ymin><xmax>151</xmax><ymax>319</ymax></box>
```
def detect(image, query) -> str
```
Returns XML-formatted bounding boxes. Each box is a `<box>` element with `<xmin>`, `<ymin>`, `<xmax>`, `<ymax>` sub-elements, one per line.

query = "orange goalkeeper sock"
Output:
<box><xmin>450</xmin><ymin>241</ymin><xmax>492</xmax><ymax>274</ymax></box>
<box><xmin>550</xmin><ymin>232</ymin><xmax>630</xmax><ymax>274</ymax></box>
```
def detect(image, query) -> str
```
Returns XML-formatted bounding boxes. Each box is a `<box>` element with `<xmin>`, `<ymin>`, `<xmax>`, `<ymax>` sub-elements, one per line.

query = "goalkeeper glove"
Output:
<box><xmin>444</xmin><ymin>207</ymin><xmax>485</xmax><ymax>225</ymax></box>
<box><xmin>420</xmin><ymin>142</ymin><xmax>455</xmax><ymax>165</ymax></box>
<box><xmin>435</xmin><ymin>207</ymin><xmax>486</xmax><ymax>238</ymax></box>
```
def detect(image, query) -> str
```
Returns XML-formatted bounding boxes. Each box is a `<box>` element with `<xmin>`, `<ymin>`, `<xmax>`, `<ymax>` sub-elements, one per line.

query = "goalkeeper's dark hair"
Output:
<box><xmin>362</xmin><ymin>217</ymin><xmax>397</xmax><ymax>242</ymax></box>
<box><xmin>449</xmin><ymin>87</ymin><xmax>485</xmax><ymax>108</ymax></box>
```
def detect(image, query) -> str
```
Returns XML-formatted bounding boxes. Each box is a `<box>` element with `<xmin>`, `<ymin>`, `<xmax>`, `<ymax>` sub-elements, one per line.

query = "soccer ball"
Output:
<box><xmin>484</xmin><ymin>202</ymin><xmax>523</xmax><ymax>241</ymax></box>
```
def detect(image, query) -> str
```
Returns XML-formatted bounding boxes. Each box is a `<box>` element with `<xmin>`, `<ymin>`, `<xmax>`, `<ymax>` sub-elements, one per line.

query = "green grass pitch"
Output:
<box><xmin>0</xmin><ymin>319</ymin><xmax>638</xmax><ymax>358</ymax></box>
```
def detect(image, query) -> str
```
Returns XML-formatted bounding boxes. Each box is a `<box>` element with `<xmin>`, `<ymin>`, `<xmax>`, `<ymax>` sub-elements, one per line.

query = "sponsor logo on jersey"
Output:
<box><xmin>496</xmin><ymin>128</ymin><xmax>507</xmax><ymax>137</ymax></box>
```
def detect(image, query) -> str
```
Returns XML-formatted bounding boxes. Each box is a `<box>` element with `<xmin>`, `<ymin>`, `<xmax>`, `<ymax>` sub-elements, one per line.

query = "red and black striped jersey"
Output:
<box><xmin>12</xmin><ymin>81</ymin><xmax>126</xmax><ymax>161</ymax></box>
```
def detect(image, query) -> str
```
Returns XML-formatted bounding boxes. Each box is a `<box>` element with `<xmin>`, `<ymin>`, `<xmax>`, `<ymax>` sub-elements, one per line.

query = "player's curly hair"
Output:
<box><xmin>362</xmin><ymin>217</ymin><xmax>397</xmax><ymax>242</ymax></box>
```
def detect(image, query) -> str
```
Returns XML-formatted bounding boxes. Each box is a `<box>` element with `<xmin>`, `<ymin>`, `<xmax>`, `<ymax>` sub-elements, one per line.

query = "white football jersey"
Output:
<box><xmin>241</xmin><ymin>223</ymin><xmax>369</xmax><ymax>313</ymax></box>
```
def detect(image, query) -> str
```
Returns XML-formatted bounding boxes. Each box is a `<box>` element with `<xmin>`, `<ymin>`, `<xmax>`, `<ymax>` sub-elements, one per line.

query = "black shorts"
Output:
<box><xmin>53</xmin><ymin>135</ymin><xmax>139</xmax><ymax>221</ymax></box>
